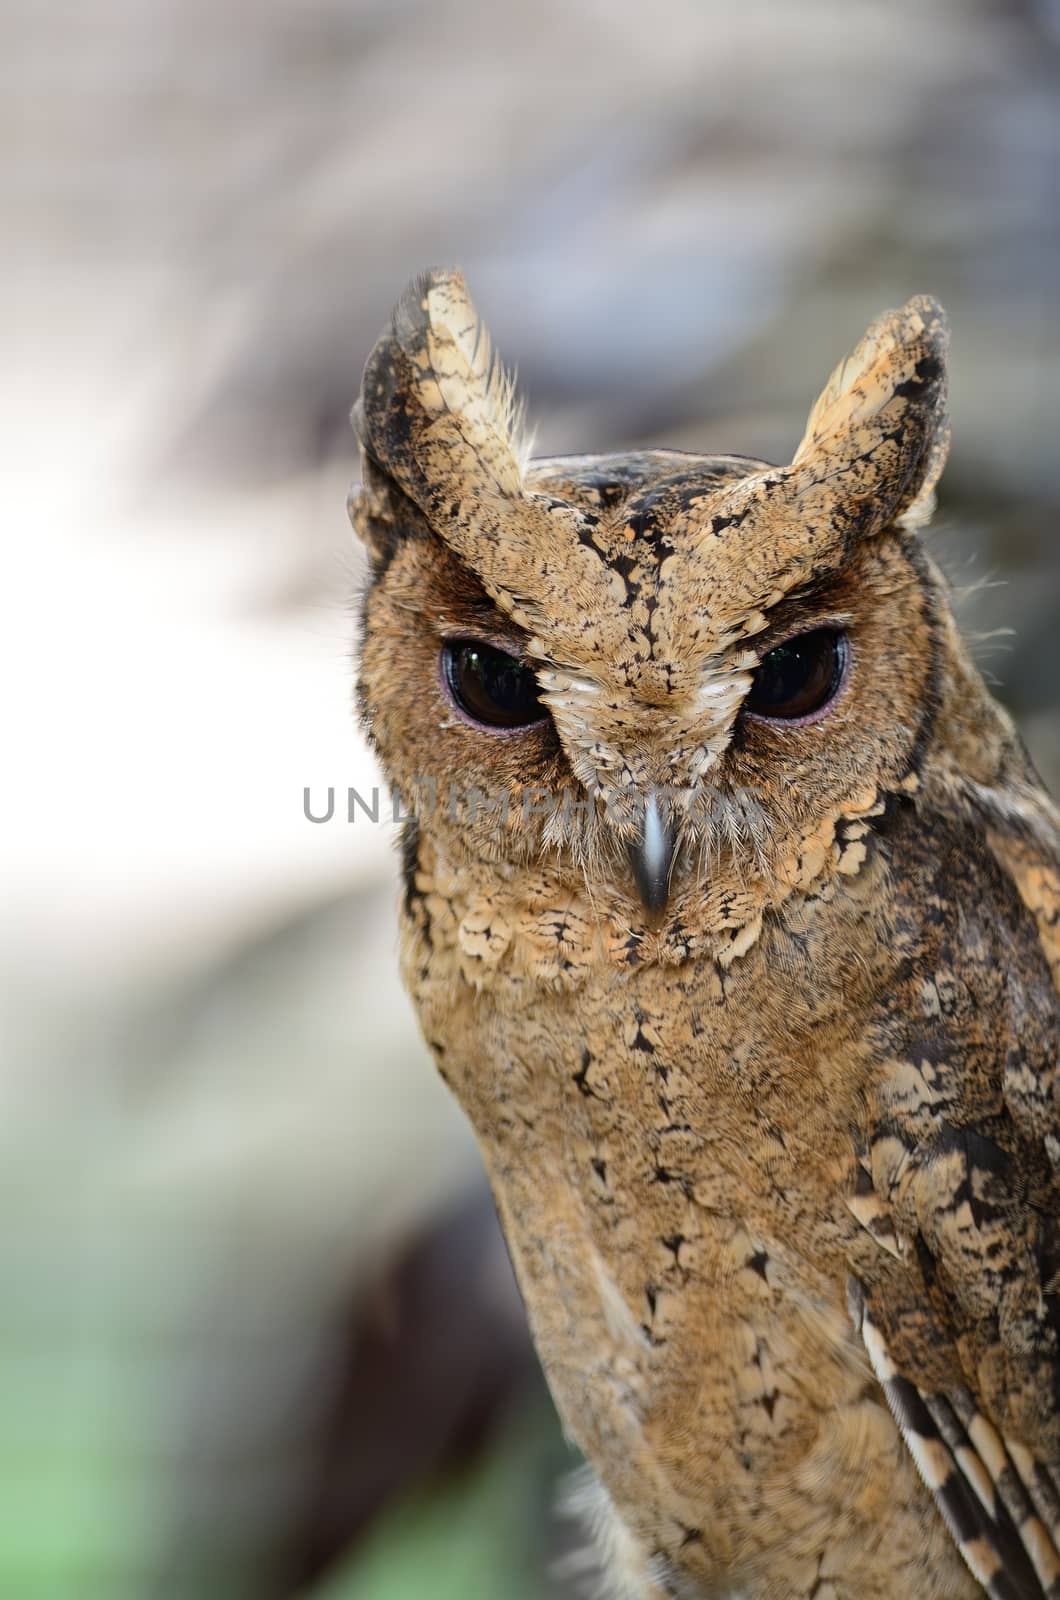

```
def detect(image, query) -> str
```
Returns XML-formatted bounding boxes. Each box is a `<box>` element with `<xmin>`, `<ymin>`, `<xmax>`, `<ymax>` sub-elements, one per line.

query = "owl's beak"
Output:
<box><xmin>629</xmin><ymin>792</ymin><xmax>678</xmax><ymax>914</ymax></box>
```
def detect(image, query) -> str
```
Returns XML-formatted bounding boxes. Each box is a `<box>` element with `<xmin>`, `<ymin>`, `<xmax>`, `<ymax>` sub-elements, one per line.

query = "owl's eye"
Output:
<box><xmin>745</xmin><ymin>628</ymin><xmax>848</xmax><ymax>722</ymax></box>
<box><xmin>441</xmin><ymin>640</ymin><xmax>547</xmax><ymax>730</ymax></box>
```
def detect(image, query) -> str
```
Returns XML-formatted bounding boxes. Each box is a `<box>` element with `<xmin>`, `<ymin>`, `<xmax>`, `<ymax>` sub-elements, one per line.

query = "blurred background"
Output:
<box><xmin>4</xmin><ymin>1</ymin><xmax>1059</xmax><ymax>1595</ymax></box>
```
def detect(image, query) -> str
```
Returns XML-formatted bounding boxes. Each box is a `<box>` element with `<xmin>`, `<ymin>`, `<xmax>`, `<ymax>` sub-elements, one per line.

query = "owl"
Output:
<box><xmin>349</xmin><ymin>271</ymin><xmax>1060</xmax><ymax>1600</ymax></box>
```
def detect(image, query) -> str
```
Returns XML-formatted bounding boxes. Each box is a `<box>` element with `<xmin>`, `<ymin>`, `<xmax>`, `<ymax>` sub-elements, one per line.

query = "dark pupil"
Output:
<box><xmin>443</xmin><ymin>640</ymin><xmax>545</xmax><ymax>729</ymax></box>
<box><xmin>746</xmin><ymin>628</ymin><xmax>845</xmax><ymax>720</ymax></box>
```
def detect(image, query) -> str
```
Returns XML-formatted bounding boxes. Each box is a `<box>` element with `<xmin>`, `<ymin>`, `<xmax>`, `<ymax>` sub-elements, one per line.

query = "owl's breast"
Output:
<box><xmin>396</xmin><ymin>832</ymin><xmax>975</xmax><ymax>1593</ymax></box>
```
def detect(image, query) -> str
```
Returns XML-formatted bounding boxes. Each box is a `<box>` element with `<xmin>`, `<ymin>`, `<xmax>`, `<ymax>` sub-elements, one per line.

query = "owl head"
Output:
<box><xmin>351</xmin><ymin>271</ymin><xmax>954</xmax><ymax>945</ymax></box>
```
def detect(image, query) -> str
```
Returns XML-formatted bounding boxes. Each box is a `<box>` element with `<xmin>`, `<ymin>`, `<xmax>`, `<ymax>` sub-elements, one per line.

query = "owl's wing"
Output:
<box><xmin>850</xmin><ymin>799</ymin><xmax>1060</xmax><ymax>1598</ymax></box>
<box><xmin>851</xmin><ymin>1251</ymin><xmax>1060</xmax><ymax>1600</ymax></box>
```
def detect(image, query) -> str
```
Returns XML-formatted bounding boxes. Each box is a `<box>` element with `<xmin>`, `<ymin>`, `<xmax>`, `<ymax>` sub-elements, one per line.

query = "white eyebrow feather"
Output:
<box><xmin>693</xmin><ymin>666</ymin><xmax>752</xmax><ymax>720</ymax></box>
<box><xmin>535</xmin><ymin>668</ymin><xmax>602</xmax><ymax>698</ymax></box>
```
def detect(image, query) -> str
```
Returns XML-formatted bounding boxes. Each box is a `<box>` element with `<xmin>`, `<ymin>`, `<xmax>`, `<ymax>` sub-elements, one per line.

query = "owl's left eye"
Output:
<box><xmin>745</xmin><ymin>628</ymin><xmax>848</xmax><ymax>722</ymax></box>
<box><xmin>441</xmin><ymin>640</ymin><xmax>548</xmax><ymax>730</ymax></box>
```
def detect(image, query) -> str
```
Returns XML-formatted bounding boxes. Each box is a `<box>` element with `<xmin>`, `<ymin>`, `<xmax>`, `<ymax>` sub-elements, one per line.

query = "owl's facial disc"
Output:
<box><xmin>429</xmin><ymin>616</ymin><xmax>852</xmax><ymax>913</ymax></box>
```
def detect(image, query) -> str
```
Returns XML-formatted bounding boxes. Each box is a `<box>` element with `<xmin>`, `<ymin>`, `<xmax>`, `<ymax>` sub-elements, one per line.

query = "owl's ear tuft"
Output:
<box><xmin>792</xmin><ymin>296</ymin><xmax>950</xmax><ymax>534</ymax></box>
<box><xmin>351</xmin><ymin>273</ymin><xmax>610</xmax><ymax>639</ymax></box>
<box><xmin>346</xmin><ymin>449</ymin><xmax>431</xmax><ymax>572</ymax></box>
<box><xmin>352</xmin><ymin>269</ymin><xmax>529</xmax><ymax>523</ymax></box>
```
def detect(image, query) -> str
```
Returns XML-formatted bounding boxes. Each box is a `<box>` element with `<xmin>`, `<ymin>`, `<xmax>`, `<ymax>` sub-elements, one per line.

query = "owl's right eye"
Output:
<box><xmin>441</xmin><ymin>640</ymin><xmax>548</xmax><ymax>731</ymax></box>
